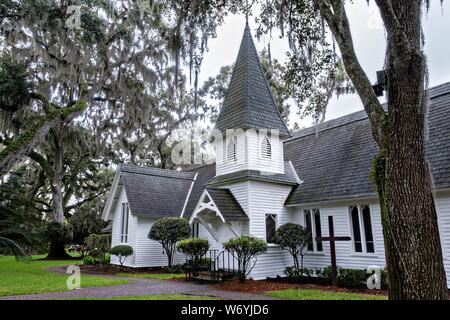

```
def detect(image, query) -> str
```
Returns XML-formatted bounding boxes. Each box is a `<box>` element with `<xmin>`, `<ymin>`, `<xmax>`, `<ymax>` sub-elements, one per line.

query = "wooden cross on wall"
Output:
<box><xmin>315</xmin><ymin>216</ymin><xmax>351</xmax><ymax>286</ymax></box>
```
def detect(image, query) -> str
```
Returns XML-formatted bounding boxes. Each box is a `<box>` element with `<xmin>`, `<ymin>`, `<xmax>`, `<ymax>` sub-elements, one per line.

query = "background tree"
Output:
<box><xmin>274</xmin><ymin>223</ymin><xmax>311</xmax><ymax>270</ymax></box>
<box><xmin>148</xmin><ymin>217</ymin><xmax>191</xmax><ymax>268</ymax></box>
<box><xmin>68</xmin><ymin>202</ymin><xmax>108</xmax><ymax>259</ymax></box>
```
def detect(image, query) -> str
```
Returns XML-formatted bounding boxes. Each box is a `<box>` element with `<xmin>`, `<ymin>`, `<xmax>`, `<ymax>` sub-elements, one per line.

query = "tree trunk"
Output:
<box><xmin>47</xmin><ymin>130</ymin><xmax>71</xmax><ymax>259</ymax></box>
<box><xmin>376</xmin><ymin>0</ymin><xmax>448</xmax><ymax>299</ymax></box>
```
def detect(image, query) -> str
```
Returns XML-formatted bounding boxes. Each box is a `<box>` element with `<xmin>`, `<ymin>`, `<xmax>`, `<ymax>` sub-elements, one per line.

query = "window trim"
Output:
<box><xmin>260</xmin><ymin>135</ymin><xmax>272</xmax><ymax>159</ymax></box>
<box><xmin>304</xmin><ymin>208</ymin><xmax>323</xmax><ymax>253</ymax></box>
<box><xmin>348</xmin><ymin>205</ymin><xmax>375</xmax><ymax>254</ymax></box>
<box><xmin>120</xmin><ymin>202</ymin><xmax>129</xmax><ymax>243</ymax></box>
<box><xmin>226</xmin><ymin>136</ymin><xmax>237</xmax><ymax>163</ymax></box>
<box><xmin>265</xmin><ymin>214</ymin><xmax>278</xmax><ymax>244</ymax></box>
<box><xmin>191</xmin><ymin>222</ymin><xmax>199</xmax><ymax>238</ymax></box>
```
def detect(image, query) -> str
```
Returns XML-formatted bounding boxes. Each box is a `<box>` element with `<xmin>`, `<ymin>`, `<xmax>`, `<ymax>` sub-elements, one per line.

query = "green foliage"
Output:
<box><xmin>0</xmin><ymin>55</ymin><xmax>31</xmax><ymax>112</ymax></box>
<box><xmin>274</xmin><ymin>223</ymin><xmax>311</xmax><ymax>269</ymax></box>
<box><xmin>109</xmin><ymin>245</ymin><xmax>133</xmax><ymax>267</ymax></box>
<box><xmin>223</xmin><ymin>236</ymin><xmax>268</xmax><ymax>281</ymax></box>
<box><xmin>337</xmin><ymin>268</ymin><xmax>367</xmax><ymax>289</ymax></box>
<box><xmin>177</xmin><ymin>238</ymin><xmax>209</xmax><ymax>259</ymax></box>
<box><xmin>85</xmin><ymin>234</ymin><xmax>111</xmax><ymax>266</ymax></box>
<box><xmin>0</xmin><ymin>168</ymin><xmax>45</xmax><ymax>257</ymax></box>
<box><xmin>177</xmin><ymin>237</ymin><xmax>209</xmax><ymax>275</ymax></box>
<box><xmin>68</xmin><ymin>207</ymin><xmax>107</xmax><ymax>258</ymax></box>
<box><xmin>149</xmin><ymin>217</ymin><xmax>191</xmax><ymax>268</ymax></box>
<box><xmin>162</xmin><ymin>264</ymin><xmax>183</xmax><ymax>274</ymax></box>
<box><xmin>43</xmin><ymin>222</ymin><xmax>71</xmax><ymax>254</ymax></box>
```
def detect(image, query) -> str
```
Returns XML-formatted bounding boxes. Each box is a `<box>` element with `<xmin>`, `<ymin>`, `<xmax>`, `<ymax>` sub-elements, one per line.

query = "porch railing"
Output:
<box><xmin>185</xmin><ymin>249</ymin><xmax>239</xmax><ymax>281</ymax></box>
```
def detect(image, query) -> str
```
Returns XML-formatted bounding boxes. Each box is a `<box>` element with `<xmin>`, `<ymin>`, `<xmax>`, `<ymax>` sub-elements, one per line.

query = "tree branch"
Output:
<box><xmin>314</xmin><ymin>0</ymin><xmax>386</xmax><ymax>145</ymax></box>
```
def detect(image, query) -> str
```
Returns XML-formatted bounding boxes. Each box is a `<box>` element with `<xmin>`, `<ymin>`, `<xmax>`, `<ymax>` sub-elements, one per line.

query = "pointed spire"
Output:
<box><xmin>215</xmin><ymin>24</ymin><xmax>290</xmax><ymax>137</ymax></box>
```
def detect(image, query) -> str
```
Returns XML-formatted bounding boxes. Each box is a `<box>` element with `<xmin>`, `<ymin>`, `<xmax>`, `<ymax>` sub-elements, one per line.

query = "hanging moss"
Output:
<box><xmin>0</xmin><ymin>100</ymin><xmax>87</xmax><ymax>164</ymax></box>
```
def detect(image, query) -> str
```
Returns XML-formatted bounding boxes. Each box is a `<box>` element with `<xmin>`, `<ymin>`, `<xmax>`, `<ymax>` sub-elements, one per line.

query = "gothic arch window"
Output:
<box><xmin>227</xmin><ymin>137</ymin><xmax>237</xmax><ymax>162</ymax></box>
<box><xmin>261</xmin><ymin>135</ymin><xmax>272</xmax><ymax>159</ymax></box>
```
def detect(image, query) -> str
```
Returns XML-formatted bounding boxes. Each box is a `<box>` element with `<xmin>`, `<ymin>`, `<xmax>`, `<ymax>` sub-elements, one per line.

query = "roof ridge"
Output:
<box><xmin>120</xmin><ymin>164</ymin><xmax>195</xmax><ymax>181</ymax></box>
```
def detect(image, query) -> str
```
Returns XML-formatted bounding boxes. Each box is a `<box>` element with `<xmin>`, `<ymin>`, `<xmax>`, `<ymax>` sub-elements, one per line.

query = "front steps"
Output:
<box><xmin>191</xmin><ymin>270</ymin><xmax>238</xmax><ymax>282</ymax></box>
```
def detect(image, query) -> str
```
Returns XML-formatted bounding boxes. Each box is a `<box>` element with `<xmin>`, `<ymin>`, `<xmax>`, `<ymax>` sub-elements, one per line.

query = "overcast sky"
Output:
<box><xmin>197</xmin><ymin>1</ymin><xmax>450</xmax><ymax>129</ymax></box>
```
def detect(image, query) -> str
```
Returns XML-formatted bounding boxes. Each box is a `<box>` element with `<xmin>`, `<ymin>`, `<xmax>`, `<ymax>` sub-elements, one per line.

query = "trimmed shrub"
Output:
<box><xmin>110</xmin><ymin>245</ymin><xmax>133</xmax><ymax>268</ymax></box>
<box><xmin>177</xmin><ymin>238</ymin><xmax>210</xmax><ymax>275</ymax></box>
<box><xmin>148</xmin><ymin>217</ymin><xmax>191</xmax><ymax>268</ymax></box>
<box><xmin>223</xmin><ymin>236</ymin><xmax>268</xmax><ymax>281</ymax></box>
<box><xmin>274</xmin><ymin>223</ymin><xmax>311</xmax><ymax>269</ymax></box>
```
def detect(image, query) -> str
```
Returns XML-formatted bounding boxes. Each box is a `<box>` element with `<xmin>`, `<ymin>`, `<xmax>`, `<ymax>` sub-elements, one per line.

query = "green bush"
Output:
<box><xmin>177</xmin><ymin>237</ymin><xmax>210</xmax><ymax>275</ymax></box>
<box><xmin>223</xmin><ymin>236</ymin><xmax>268</xmax><ymax>281</ymax></box>
<box><xmin>337</xmin><ymin>268</ymin><xmax>367</xmax><ymax>288</ymax></box>
<box><xmin>83</xmin><ymin>255</ymin><xmax>95</xmax><ymax>265</ymax></box>
<box><xmin>148</xmin><ymin>217</ymin><xmax>191</xmax><ymax>268</ymax></box>
<box><xmin>274</xmin><ymin>223</ymin><xmax>311</xmax><ymax>269</ymax></box>
<box><xmin>110</xmin><ymin>245</ymin><xmax>133</xmax><ymax>268</ymax></box>
<box><xmin>85</xmin><ymin>234</ymin><xmax>111</xmax><ymax>266</ymax></box>
<box><xmin>162</xmin><ymin>264</ymin><xmax>183</xmax><ymax>274</ymax></box>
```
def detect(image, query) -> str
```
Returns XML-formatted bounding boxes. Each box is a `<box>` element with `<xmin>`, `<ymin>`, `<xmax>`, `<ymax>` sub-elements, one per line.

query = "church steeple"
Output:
<box><xmin>215</xmin><ymin>23</ymin><xmax>290</xmax><ymax>137</ymax></box>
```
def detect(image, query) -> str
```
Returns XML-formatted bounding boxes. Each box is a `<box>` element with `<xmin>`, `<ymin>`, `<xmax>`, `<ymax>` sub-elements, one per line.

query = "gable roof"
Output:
<box><xmin>215</xmin><ymin>23</ymin><xmax>290</xmax><ymax>137</ymax></box>
<box><xmin>284</xmin><ymin>82</ymin><xmax>450</xmax><ymax>205</ymax></box>
<box><xmin>182</xmin><ymin>164</ymin><xmax>216</xmax><ymax>219</ymax></box>
<box><xmin>205</xmin><ymin>188</ymin><xmax>248</xmax><ymax>221</ymax></box>
<box><xmin>119</xmin><ymin>164</ymin><xmax>196</xmax><ymax>217</ymax></box>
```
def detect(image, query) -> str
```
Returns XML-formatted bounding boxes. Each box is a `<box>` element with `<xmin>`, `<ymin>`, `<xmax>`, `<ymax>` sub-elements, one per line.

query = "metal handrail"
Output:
<box><xmin>185</xmin><ymin>249</ymin><xmax>239</xmax><ymax>281</ymax></box>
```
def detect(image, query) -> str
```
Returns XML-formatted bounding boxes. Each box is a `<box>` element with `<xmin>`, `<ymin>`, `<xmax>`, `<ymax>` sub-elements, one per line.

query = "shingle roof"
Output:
<box><xmin>215</xmin><ymin>23</ymin><xmax>290</xmax><ymax>137</ymax></box>
<box><xmin>284</xmin><ymin>82</ymin><xmax>450</xmax><ymax>205</ymax></box>
<box><xmin>207</xmin><ymin>161</ymin><xmax>299</xmax><ymax>186</ymax></box>
<box><xmin>205</xmin><ymin>188</ymin><xmax>248</xmax><ymax>221</ymax></box>
<box><xmin>119</xmin><ymin>164</ymin><xmax>195</xmax><ymax>217</ymax></box>
<box><xmin>183</xmin><ymin>164</ymin><xmax>216</xmax><ymax>219</ymax></box>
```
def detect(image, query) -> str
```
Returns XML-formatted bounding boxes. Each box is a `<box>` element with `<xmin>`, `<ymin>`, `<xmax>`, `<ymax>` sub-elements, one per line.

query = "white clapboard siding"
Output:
<box><xmin>293</xmin><ymin>201</ymin><xmax>386</xmax><ymax>273</ymax></box>
<box><xmin>246</xmin><ymin>130</ymin><xmax>284</xmax><ymax>174</ymax></box>
<box><xmin>436</xmin><ymin>193</ymin><xmax>450</xmax><ymax>287</ymax></box>
<box><xmin>110</xmin><ymin>186</ymin><xmax>136</xmax><ymax>267</ymax></box>
<box><xmin>134</xmin><ymin>217</ymin><xmax>185</xmax><ymax>268</ymax></box>
<box><xmin>216</xmin><ymin>133</ymin><xmax>247</xmax><ymax>176</ymax></box>
<box><xmin>246</xmin><ymin>180</ymin><xmax>296</xmax><ymax>279</ymax></box>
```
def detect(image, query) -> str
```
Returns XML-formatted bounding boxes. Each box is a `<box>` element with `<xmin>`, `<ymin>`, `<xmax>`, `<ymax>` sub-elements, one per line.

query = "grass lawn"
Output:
<box><xmin>63</xmin><ymin>294</ymin><xmax>219</xmax><ymax>300</ymax></box>
<box><xmin>117</xmin><ymin>272</ymin><xmax>185</xmax><ymax>280</ymax></box>
<box><xmin>267</xmin><ymin>288</ymin><xmax>387</xmax><ymax>300</ymax></box>
<box><xmin>0</xmin><ymin>255</ymin><xmax>128</xmax><ymax>297</ymax></box>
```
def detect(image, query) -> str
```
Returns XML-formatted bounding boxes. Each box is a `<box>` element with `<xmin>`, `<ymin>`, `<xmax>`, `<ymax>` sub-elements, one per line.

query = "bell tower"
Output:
<box><xmin>213</xmin><ymin>23</ymin><xmax>290</xmax><ymax>177</ymax></box>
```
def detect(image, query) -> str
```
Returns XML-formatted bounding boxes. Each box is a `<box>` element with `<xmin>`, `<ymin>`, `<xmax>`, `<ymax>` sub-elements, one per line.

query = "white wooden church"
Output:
<box><xmin>102</xmin><ymin>24</ymin><xmax>450</xmax><ymax>286</ymax></box>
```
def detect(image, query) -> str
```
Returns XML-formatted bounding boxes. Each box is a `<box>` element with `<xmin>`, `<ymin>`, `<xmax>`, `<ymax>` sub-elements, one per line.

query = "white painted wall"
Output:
<box><xmin>133</xmin><ymin>217</ymin><xmax>185</xmax><ymax>267</ymax></box>
<box><xmin>245</xmin><ymin>180</ymin><xmax>296</xmax><ymax>280</ymax></box>
<box><xmin>215</xmin><ymin>130</ymin><xmax>284</xmax><ymax>177</ymax></box>
<box><xmin>110</xmin><ymin>185</ymin><xmax>136</xmax><ymax>267</ymax></box>
<box><xmin>293</xmin><ymin>200</ymin><xmax>386</xmax><ymax>273</ymax></box>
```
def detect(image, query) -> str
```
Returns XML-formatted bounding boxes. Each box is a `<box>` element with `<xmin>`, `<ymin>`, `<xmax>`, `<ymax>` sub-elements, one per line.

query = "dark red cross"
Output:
<box><xmin>315</xmin><ymin>215</ymin><xmax>351</xmax><ymax>286</ymax></box>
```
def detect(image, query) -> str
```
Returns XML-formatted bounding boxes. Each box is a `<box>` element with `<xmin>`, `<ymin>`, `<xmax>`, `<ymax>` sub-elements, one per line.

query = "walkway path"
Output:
<box><xmin>0</xmin><ymin>275</ymin><xmax>277</xmax><ymax>300</ymax></box>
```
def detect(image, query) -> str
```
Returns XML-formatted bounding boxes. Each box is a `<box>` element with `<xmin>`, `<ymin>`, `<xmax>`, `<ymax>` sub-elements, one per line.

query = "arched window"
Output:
<box><xmin>227</xmin><ymin>137</ymin><xmax>237</xmax><ymax>162</ymax></box>
<box><xmin>261</xmin><ymin>135</ymin><xmax>272</xmax><ymax>159</ymax></box>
